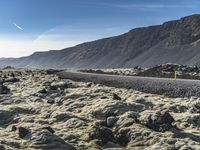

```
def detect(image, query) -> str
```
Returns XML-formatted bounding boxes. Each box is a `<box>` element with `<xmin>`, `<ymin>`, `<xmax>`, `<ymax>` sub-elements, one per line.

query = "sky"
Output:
<box><xmin>0</xmin><ymin>0</ymin><xmax>200</xmax><ymax>58</ymax></box>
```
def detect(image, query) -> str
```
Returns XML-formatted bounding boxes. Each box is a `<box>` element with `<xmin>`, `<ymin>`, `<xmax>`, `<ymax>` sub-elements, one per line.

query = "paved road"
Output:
<box><xmin>57</xmin><ymin>71</ymin><xmax>200</xmax><ymax>98</ymax></box>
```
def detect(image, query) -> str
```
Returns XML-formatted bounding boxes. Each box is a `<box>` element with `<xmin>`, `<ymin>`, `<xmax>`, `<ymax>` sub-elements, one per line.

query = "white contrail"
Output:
<box><xmin>13</xmin><ymin>23</ymin><xmax>23</xmax><ymax>31</ymax></box>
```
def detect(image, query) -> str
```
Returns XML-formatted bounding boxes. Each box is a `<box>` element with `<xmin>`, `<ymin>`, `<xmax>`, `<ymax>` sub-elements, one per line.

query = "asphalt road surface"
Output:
<box><xmin>57</xmin><ymin>71</ymin><xmax>200</xmax><ymax>98</ymax></box>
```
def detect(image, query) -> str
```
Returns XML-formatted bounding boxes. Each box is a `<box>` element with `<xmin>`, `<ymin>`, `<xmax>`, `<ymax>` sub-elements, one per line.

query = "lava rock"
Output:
<box><xmin>115</xmin><ymin>128</ymin><xmax>131</xmax><ymax>147</ymax></box>
<box><xmin>89</xmin><ymin>126</ymin><xmax>114</xmax><ymax>146</ymax></box>
<box><xmin>51</xmin><ymin>111</ymin><xmax>73</xmax><ymax>122</ymax></box>
<box><xmin>64</xmin><ymin>118</ymin><xmax>87</xmax><ymax>128</ymax></box>
<box><xmin>107</xmin><ymin>116</ymin><xmax>117</xmax><ymax>127</ymax></box>
<box><xmin>0</xmin><ymin>85</ymin><xmax>10</xmax><ymax>94</ymax></box>
<box><xmin>0</xmin><ymin>110</ymin><xmax>14</xmax><ymax>126</ymax></box>
<box><xmin>41</xmin><ymin>126</ymin><xmax>55</xmax><ymax>134</ymax></box>
<box><xmin>0</xmin><ymin>145</ymin><xmax>5</xmax><ymax>150</ymax></box>
<box><xmin>49</xmin><ymin>85</ymin><xmax>58</xmax><ymax>91</ymax></box>
<box><xmin>55</xmin><ymin>98</ymin><xmax>64</xmax><ymax>106</ymax></box>
<box><xmin>116</xmin><ymin>112</ymin><xmax>139</xmax><ymax>128</ymax></box>
<box><xmin>103</xmin><ymin>142</ymin><xmax>121</xmax><ymax>149</ymax></box>
<box><xmin>167</xmin><ymin>105</ymin><xmax>188</xmax><ymax>113</ymax></box>
<box><xmin>29</xmin><ymin>129</ymin><xmax>76</xmax><ymax>150</ymax></box>
<box><xmin>18</xmin><ymin>127</ymin><xmax>30</xmax><ymax>139</ymax></box>
<box><xmin>145</xmin><ymin>110</ymin><xmax>175</xmax><ymax>132</ymax></box>
<box><xmin>0</xmin><ymin>141</ymin><xmax>20</xmax><ymax>149</ymax></box>
<box><xmin>94</xmin><ymin>120</ymin><xmax>107</xmax><ymax>127</ymax></box>
<box><xmin>87</xmin><ymin>82</ymin><xmax>93</xmax><ymax>87</ymax></box>
<box><xmin>113</xmin><ymin>93</ymin><xmax>122</xmax><ymax>100</ymax></box>
<box><xmin>91</xmin><ymin>100</ymin><xmax>129</xmax><ymax>118</ymax></box>
<box><xmin>38</xmin><ymin>88</ymin><xmax>48</xmax><ymax>94</ymax></box>
<box><xmin>47</xmin><ymin>99</ymin><xmax>55</xmax><ymax>104</ymax></box>
<box><xmin>4</xmin><ymin>78</ymin><xmax>20</xmax><ymax>83</ymax></box>
<box><xmin>190</xmin><ymin>102</ymin><xmax>200</xmax><ymax>113</ymax></box>
<box><xmin>11</xmin><ymin>125</ymin><xmax>17</xmax><ymax>131</ymax></box>
<box><xmin>101</xmin><ymin>96</ymin><xmax>108</xmax><ymax>99</ymax></box>
<box><xmin>186</xmin><ymin>115</ymin><xmax>200</xmax><ymax>127</ymax></box>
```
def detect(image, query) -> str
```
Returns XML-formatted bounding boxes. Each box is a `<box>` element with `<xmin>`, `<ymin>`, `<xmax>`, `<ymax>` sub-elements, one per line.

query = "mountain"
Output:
<box><xmin>1</xmin><ymin>14</ymin><xmax>200</xmax><ymax>69</ymax></box>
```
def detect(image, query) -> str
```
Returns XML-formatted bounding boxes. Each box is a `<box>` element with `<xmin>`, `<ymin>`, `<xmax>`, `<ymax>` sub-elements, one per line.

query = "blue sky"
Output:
<box><xmin>1</xmin><ymin>0</ymin><xmax>200</xmax><ymax>57</ymax></box>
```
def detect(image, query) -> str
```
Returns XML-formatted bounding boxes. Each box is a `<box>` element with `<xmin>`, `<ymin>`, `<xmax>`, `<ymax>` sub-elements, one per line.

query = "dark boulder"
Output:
<box><xmin>0</xmin><ymin>85</ymin><xmax>10</xmax><ymax>94</ymax></box>
<box><xmin>115</xmin><ymin>128</ymin><xmax>131</xmax><ymax>147</ymax></box>
<box><xmin>107</xmin><ymin>116</ymin><xmax>118</xmax><ymax>127</ymax></box>
<box><xmin>38</xmin><ymin>88</ymin><xmax>48</xmax><ymax>94</ymax></box>
<box><xmin>112</xmin><ymin>93</ymin><xmax>122</xmax><ymax>100</ymax></box>
<box><xmin>0</xmin><ymin>110</ymin><xmax>14</xmax><ymax>126</ymax></box>
<box><xmin>190</xmin><ymin>102</ymin><xmax>200</xmax><ymax>113</ymax></box>
<box><xmin>0</xmin><ymin>145</ymin><xmax>5</xmax><ymax>150</ymax></box>
<box><xmin>4</xmin><ymin>78</ymin><xmax>20</xmax><ymax>83</ymax></box>
<box><xmin>41</xmin><ymin>126</ymin><xmax>55</xmax><ymax>134</ymax></box>
<box><xmin>47</xmin><ymin>99</ymin><xmax>55</xmax><ymax>104</ymax></box>
<box><xmin>28</xmin><ymin>129</ymin><xmax>76</xmax><ymax>150</ymax></box>
<box><xmin>145</xmin><ymin>110</ymin><xmax>175</xmax><ymax>132</ymax></box>
<box><xmin>11</xmin><ymin>125</ymin><xmax>17</xmax><ymax>131</ymax></box>
<box><xmin>89</xmin><ymin>126</ymin><xmax>114</xmax><ymax>146</ymax></box>
<box><xmin>18</xmin><ymin>127</ymin><xmax>30</xmax><ymax>139</ymax></box>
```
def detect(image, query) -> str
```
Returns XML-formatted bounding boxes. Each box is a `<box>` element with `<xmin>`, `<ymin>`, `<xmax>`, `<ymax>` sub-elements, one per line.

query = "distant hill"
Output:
<box><xmin>1</xmin><ymin>14</ymin><xmax>200</xmax><ymax>69</ymax></box>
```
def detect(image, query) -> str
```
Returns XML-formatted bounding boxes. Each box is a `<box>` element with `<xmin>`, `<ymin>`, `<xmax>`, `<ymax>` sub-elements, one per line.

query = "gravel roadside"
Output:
<box><xmin>57</xmin><ymin>71</ymin><xmax>200</xmax><ymax>98</ymax></box>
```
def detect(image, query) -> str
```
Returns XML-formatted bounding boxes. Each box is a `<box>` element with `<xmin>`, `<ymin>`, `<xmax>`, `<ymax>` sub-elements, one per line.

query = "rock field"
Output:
<box><xmin>81</xmin><ymin>63</ymin><xmax>200</xmax><ymax>80</ymax></box>
<box><xmin>0</xmin><ymin>68</ymin><xmax>200</xmax><ymax>149</ymax></box>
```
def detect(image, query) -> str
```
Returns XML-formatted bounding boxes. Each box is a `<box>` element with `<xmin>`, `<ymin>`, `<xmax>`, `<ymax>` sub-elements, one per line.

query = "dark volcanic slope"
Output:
<box><xmin>1</xmin><ymin>14</ymin><xmax>200</xmax><ymax>68</ymax></box>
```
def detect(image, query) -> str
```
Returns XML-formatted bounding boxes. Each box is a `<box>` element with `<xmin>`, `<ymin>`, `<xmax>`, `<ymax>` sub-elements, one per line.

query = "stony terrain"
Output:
<box><xmin>0</xmin><ymin>68</ymin><xmax>200</xmax><ymax>149</ymax></box>
<box><xmin>80</xmin><ymin>67</ymin><xmax>145</xmax><ymax>76</ymax></box>
<box><xmin>81</xmin><ymin>63</ymin><xmax>200</xmax><ymax>80</ymax></box>
<box><xmin>137</xmin><ymin>64</ymin><xmax>200</xmax><ymax>80</ymax></box>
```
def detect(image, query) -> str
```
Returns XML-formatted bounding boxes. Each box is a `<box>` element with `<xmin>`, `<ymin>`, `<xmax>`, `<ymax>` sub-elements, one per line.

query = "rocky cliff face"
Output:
<box><xmin>1</xmin><ymin>14</ymin><xmax>200</xmax><ymax>68</ymax></box>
